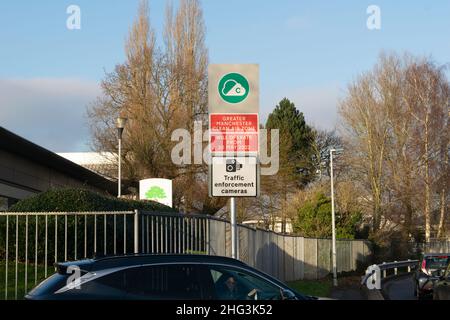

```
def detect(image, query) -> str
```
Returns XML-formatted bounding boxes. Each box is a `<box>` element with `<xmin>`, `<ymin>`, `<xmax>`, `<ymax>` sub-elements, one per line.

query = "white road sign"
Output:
<box><xmin>210</xmin><ymin>156</ymin><xmax>259</xmax><ymax>197</ymax></box>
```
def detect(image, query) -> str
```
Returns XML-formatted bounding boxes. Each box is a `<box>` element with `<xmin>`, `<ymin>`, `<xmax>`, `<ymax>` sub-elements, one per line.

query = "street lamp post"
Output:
<box><xmin>116</xmin><ymin>117</ymin><xmax>128</xmax><ymax>198</ymax></box>
<box><xmin>330</xmin><ymin>148</ymin><xmax>343</xmax><ymax>287</ymax></box>
<box><xmin>230</xmin><ymin>197</ymin><xmax>237</xmax><ymax>259</ymax></box>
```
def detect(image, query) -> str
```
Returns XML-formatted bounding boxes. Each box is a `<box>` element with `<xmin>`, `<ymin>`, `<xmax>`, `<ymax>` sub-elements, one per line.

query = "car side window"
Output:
<box><xmin>96</xmin><ymin>270</ymin><xmax>126</xmax><ymax>289</ymax></box>
<box><xmin>207</xmin><ymin>265</ymin><xmax>283</xmax><ymax>300</ymax></box>
<box><xmin>79</xmin><ymin>270</ymin><xmax>126</xmax><ymax>298</ymax></box>
<box><xmin>124</xmin><ymin>264</ymin><xmax>202</xmax><ymax>299</ymax></box>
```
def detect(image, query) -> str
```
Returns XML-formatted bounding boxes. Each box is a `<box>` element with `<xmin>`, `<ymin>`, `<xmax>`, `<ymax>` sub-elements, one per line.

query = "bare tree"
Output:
<box><xmin>339</xmin><ymin>54</ymin><xmax>395</xmax><ymax>232</ymax></box>
<box><xmin>87</xmin><ymin>0</ymin><xmax>212</xmax><ymax>213</ymax></box>
<box><xmin>437</xmin><ymin>135</ymin><xmax>449</xmax><ymax>238</ymax></box>
<box><xmin>436</xmin><ymin>91</ymin><xmax>449</xmax><ymax>238</ymax></box>
<box><xmin>163</xmin><ymin>0</ymin><xmax>209</xmax><ymax>212</ymax></box>
<box><xmin>403</xmin><ymin>59</ymin><xmax>449</xmax><ymax>241</ymax></box>
<box><xmin>339</xmin><ymin>52</ymin><xmax>450</xmax><ymax>241</ymax></box>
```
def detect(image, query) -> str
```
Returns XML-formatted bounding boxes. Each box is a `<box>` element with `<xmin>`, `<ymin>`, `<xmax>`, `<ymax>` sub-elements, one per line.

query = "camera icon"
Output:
<box><xmin>226</xmin><ymin>159</ymin><xmax>242</xmax><ymax>172</ymax></box>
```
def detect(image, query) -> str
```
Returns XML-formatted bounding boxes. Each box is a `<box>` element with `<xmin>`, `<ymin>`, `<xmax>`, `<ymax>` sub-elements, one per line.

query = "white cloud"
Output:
<box><xmin>0</xmin><ymin>78</ymin><xmax>342</xmax><ymax>153</ymax></box>
<box><xmin>0</xmin><ymin>78</ymin><xmax>100</xmax><ymax>152</ymax></box>
<box><xmin>290</xmin><ymin>84</ymin><xmax>342</xmax><ymax>130</ymax></box>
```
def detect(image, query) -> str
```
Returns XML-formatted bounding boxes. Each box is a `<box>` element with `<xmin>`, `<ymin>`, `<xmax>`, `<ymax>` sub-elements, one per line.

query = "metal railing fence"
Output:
<box><xmin>361</xmin><ymin>259</ymin><xmax>419</xmax><ymax>289</ymax></box>
<box><xmin>138</xmin><ymin>211</ymin><xmax>210</xmax><ymax>255</ymax></box>
<box><xmin>0</xmin><ymin>211</ymin><xmax>136</xmax><ymax>300</ymax></box>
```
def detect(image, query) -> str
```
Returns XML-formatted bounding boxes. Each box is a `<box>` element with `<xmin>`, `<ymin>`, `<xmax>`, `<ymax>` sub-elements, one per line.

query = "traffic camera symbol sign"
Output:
<box><xmin>219</xmin><ymin>73</ymin><xmax>249</xmax><ymax>104</ymax></box>
<box><xmin>226</xmin><ymin>159</ymin><xmax>243</xmax><ymax>172</ymax></box>
<box><xmin>210</xmin><ymin>156</ymin><xmax>258</xmax><ymax>197</ymax></box>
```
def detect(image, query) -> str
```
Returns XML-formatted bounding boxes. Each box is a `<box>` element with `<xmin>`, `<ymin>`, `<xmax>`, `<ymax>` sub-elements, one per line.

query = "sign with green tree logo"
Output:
<box><xmin>139</xmin><ymin>178</ymin><xmax>172</xmax><ymax>207</ymax></box>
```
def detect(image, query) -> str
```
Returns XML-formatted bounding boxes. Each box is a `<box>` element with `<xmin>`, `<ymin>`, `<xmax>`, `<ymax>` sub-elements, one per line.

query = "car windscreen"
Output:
<box><xmin>241</xmin><ymin>264</ymin><xmax>309</xmax><ymax>299</ymax></box>
<box><xmin>425</xmin><ymin>256</ymin><xmax>449</xmax><ymax>270</ymax></box>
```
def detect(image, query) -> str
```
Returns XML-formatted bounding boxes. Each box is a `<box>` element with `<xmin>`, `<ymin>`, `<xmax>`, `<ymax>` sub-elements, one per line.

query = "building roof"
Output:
<box><xmin>57</xmin><ymin>152</ymin><xmax>117</xmax><ymax>180</ymax></box>
<box><xmin>57</xmin><ymin>152</ymin><xmax>116</xmax><ymax>165</ymax></box>
<box><xmin>0</xmin><ymin>127</ymin><xmax>117</xmax><ymax>195</ymax></box>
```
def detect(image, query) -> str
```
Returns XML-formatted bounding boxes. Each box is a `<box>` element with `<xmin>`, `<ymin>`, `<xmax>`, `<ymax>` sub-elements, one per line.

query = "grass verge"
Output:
<box><xmin>0</xmin><ymin>262</ymin><xmax>48</xmax><ymax>300</ymax></box>
<box><xmin>287</xmin><ymin>277</ymin><xmax>333</xmax><ymax>298</ymax></box>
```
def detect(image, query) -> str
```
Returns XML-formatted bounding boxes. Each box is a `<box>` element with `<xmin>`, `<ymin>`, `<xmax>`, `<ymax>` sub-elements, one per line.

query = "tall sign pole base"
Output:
<box><xmin>230</xmin><ymin>197</ymin><xmax>237</xmax><ymax>259</ymax></box>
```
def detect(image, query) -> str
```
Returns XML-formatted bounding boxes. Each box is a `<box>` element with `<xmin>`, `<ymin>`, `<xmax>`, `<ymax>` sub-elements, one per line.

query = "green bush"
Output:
<box><xmin>293</xmin><ymin>192</ymin><xmax>362</xmax><ymax>239</ymax></box>
<box><xmin>8</xmin><ymin>188</ymin><xmax>175</xmax><ymax>213</ymax></box>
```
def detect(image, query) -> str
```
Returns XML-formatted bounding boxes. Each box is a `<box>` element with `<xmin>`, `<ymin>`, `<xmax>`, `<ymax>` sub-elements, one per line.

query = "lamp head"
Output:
<box><xmin>116</xmin><ymin>117</ymin><xmax>128</xmax><ymax>129</ymax></box>
<box><xmin>330</xmin><ymin>148</ymin><xmax>344</xmax><ymax>154</ymax></box>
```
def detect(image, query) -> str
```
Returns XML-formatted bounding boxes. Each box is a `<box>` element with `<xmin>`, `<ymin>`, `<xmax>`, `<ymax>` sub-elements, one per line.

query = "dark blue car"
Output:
<box><xmin>26</xmin><ymin>254</ymin><xmax>317</xmax><ymax>300</ymax></box>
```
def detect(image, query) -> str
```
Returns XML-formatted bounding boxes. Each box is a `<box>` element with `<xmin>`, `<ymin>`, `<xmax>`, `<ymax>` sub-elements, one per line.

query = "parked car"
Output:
<box><xmin>25</xmin><ymin>254</ymin><xmax>318</xmax><ymax>300</ymax></box>
<box><xmin>414</xmin><ymin>253</ymin><xmax>450</xmax><ymax>299</ymax></box>
<box><xmin>433</xmin><ymin>262</ymin><xmax>450</xmax><ymax>300</ymax></box>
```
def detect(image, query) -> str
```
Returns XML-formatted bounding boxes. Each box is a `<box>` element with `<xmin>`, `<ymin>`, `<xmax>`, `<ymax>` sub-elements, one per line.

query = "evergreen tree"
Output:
<box><xmin>263</xmin><ymin>98</ymin><xmax>314</xmax><ymax>232</ymax></box>
<box><xmin>266</xmin><ymin>97</ymin><xmax>314</xmax><ymax>186</ymax></box>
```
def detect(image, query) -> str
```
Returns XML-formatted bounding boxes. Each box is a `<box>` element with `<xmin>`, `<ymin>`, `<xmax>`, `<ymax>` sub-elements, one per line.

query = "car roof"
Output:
<box><xmin>58</xmin><ymin>254</ymin><xmax>248</xmax><ymax>272</ymax></box>
<box><xmin>423</xmin><ymin>253</ymin><xmax>450</xmax><ymax>257</ymax></box>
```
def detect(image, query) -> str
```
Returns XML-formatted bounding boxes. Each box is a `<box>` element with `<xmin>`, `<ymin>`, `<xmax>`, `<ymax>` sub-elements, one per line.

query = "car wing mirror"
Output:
<box><xmin>280</xmin><ymin>289</ymin><xmax>296</xmax><ymax>300</ymax></box>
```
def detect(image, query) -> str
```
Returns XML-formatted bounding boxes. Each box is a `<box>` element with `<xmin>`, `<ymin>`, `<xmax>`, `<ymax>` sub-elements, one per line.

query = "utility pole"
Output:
<box><xmin>330</xmin><ymin>148</ymin><xmax>343</xmax><ymax>287</ymax></box>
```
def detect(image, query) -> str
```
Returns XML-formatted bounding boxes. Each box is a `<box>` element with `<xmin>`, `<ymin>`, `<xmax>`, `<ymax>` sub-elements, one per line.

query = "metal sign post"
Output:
<box><xmin>230</xmin><ymin>197</ymin><xmax>237</xmax><ymax>259</ymax></box>
<box><xmin>208</xmin><ymin>64</ymin><xmax>260</xmax><ymax>261</ymax></box>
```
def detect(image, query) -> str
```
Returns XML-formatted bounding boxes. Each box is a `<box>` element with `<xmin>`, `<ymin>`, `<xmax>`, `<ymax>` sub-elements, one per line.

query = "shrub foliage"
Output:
<box><xmin>8</xmin><ymin>188</ymin><xmax>174</xmax><ymax>212</ymax></box>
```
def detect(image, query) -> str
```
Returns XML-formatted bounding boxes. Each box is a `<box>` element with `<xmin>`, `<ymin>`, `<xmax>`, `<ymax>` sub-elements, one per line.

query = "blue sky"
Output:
<box><xmin>0</xmin><ymin>1</ymin><xmax>449</xmax><ymax>151</ymax></box>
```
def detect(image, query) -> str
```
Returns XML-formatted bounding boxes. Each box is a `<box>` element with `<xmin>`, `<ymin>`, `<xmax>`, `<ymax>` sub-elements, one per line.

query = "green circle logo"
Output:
<box><xmin>218</xmin><ymin>73</ymin><xmax>249</xmax><ymax>104</ymax></box>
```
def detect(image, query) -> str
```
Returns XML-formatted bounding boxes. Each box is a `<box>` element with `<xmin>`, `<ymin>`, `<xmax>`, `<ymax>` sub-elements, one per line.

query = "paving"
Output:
<box><xmin>382</xmin><ymin>274</ymin><xmax>417</xmax><ymax>300</ymax></box>
<box><xmin>318</xmin><ymin>272</ymin><xmax>429</xmax><ymax>300</ymax></box>
<box><xmin>329</xmin><ymin>276</ymin><xmax>367</xmax><ymax>300</ymax></box>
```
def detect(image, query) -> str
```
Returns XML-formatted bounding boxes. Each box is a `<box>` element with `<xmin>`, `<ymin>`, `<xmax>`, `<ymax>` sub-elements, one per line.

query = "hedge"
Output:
<box><xmin>0</xmin><ymin>188</ymin><xmax>176</xmax><ymax>261</ymax></box>
<box><xmin>8</xmin><ymin>188</ymin><xmax>175</xmax><ymax>213</ymax></box>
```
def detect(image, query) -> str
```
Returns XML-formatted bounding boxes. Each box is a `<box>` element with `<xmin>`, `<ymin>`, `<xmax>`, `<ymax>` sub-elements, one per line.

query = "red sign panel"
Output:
<box><xmin>210</xmin><ymin>114</ymin><xmax>258</xmax><ymax>133</ymax></box>
<box><xmin>210</xmin><ymin>113</ymin><xmax>258</xmax><ymax>153</ymax></box>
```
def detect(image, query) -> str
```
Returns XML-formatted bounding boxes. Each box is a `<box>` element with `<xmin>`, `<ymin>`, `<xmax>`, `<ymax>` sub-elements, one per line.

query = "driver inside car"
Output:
<box><xmin>216</xmin><ymin>274</ymin><xmax>242</xmax><ymax>299</ymax></box>
<box><xmin>215</xmin><ymin>273</ymin><xmax>262</xmax><ymax>300</ymax></box>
